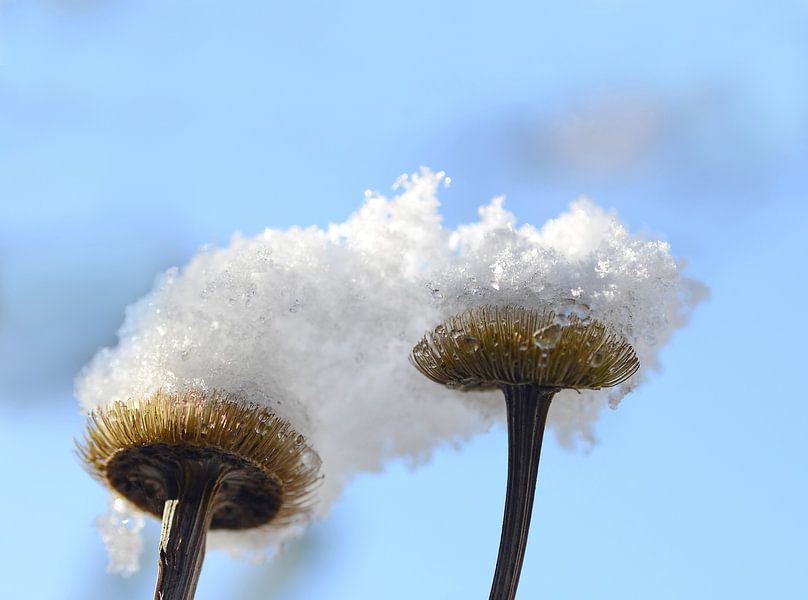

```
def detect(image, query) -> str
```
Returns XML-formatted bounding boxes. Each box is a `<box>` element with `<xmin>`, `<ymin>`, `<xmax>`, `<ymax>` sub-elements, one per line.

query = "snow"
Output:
<box><xmin>76</xmin><ymin>168</ymin><xmax>704</xmax><ymax>568</ymax></box>
<box><xmin>96</xmin><ymin>497</ymin><xmax>145</xmax><ymax>576</ymax></box>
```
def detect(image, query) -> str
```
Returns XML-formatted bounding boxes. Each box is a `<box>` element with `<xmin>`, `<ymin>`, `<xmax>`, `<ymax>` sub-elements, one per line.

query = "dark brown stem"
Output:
<box><xmin>153</xmin><ymin>460</ymin><xmax>229</xmax><ymax>600</ymax></box>
<box><xmin>489</xmin><ymin>385</ymin><xmax>555</xmax><ymax>600</ymax></box>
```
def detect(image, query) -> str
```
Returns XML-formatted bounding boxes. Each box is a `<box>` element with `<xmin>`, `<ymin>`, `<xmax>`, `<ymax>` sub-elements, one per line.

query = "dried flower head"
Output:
<box><xmin>77</xmin><ymin>389</ymin><xmax>321</xmax><ymax>530</ymax></box>
<box><xmin>410</xmin><ymin>305</ymin><xmax>639</xmax><ymax>391</ymax></box>
<box><xmin>411</xmin><ymin>305</ymin><xmax>640</xmax><ymax>600</ymax></box>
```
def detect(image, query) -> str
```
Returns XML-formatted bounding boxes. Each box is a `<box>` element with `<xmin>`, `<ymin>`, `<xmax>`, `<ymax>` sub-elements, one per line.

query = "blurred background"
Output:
<box><xmin>1</xmin><ymin>1</ymin><xmax>807</xmax><ymax>598</ymax></box>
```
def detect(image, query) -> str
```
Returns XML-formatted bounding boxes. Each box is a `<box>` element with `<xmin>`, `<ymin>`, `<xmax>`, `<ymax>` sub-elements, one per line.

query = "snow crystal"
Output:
<box><xmin>76</xmin><ymin>167</ymin><xmax>703</xmax><ymax>567</ymax></box>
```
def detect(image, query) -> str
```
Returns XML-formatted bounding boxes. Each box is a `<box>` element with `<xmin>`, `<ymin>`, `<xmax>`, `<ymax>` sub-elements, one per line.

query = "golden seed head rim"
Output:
<box><xmin>76</xmin><ymin>389</ymin><xmax>321</xmax><ymax>528</ymax></box>
<box><xmin>410</xmin><ymin>305</ymin><xmax>639</xmax><ymax>391</ymax></box>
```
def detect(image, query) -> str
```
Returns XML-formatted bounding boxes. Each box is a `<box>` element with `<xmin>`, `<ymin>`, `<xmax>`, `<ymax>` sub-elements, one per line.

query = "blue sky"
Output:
<box><xmin>1</xmin><ymin>1</ymin><xmax>806</xmax><ymax>598</ymax></box>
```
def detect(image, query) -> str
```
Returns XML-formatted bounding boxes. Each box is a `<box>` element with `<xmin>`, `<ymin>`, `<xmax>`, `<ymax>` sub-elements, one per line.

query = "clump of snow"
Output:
<box><xmin>436</xmin><ymin>189</ymin><xmax>705</xmax><ymax>444</ymax></box>
<box><xmin>96</xmin><ymin>497</ymin><xmax>145</xmax><ymax>576</ymax></box>
<box><xmin>76</xmin><ymin>168</ymin><xmax>703</xmax><ymax>568</ymax></box>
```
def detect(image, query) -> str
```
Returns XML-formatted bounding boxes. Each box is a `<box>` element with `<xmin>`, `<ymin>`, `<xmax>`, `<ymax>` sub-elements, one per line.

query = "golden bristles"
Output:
<box><xmin>77</xmin><ymin>389</ymin><xmax>321</xmax><ymax>528</ymax></box>
<box><xmin>410</xmin><ymin>305</ymin><xmax>639</xmax><ymax>391</ymax></box>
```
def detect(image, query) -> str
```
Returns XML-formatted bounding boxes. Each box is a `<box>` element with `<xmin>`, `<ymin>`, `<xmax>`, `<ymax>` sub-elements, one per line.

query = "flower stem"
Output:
<box><xmin>153</xmin><ymin>460</ymin><xmax>229</xmax><ymax>600</ymax></box>
<box><xmin>489</xmin><ymin>385</ymin><xmax>555</xmax><ymax>600</ymax></box>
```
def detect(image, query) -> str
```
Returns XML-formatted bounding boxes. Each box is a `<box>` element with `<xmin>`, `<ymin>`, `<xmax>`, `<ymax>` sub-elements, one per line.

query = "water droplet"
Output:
<box><xmin>459</xmin><ymin>335</ymin><xmax>480</xmax><ymax>352</ymax></box>
<box><xmin>450</xmin><ymin>328</ymin><xmax>464</xmax><ymax>340</ymax></box>
<box><xmin>180</xmin><ymin>349</ymin><xmax>190</xmax><ymax>361</ymax></box>
<box><xmin>289</xmin><ymin>299</ymin><xmax>301</xmax><ymax>313</ymax></box>
<box><xmin>301</xmin><ymin>448</ymin><xmax>321</xmax><ymax>470</ymax></box>
<box><xmin>294</xmin><ymin>434</ymin><xmax>305</xmax><ymax>446</ymax></box>
<box><xmin>554</xmin><ymin>313</ymin><xmax>571</xmax><ymax>326</ymax></box>
<box><xmin>533</xmin><ymin>324</ymin><xmax>562</xmax><ymax>349</ymax></box>
<box><xmin>589</xmin><ymin>351</ymin><xmax>605</xmax><ymax>367</ymax></box>
<box><xmin>518</xmin><ymin>342</ymin><xmax>530</xmax><ymax>352</ymax></box>
<box><xmin>434</xmin><ymin>324</ymin><xmax>448</xmax><ymax>337</ymax></box>
<box><xmin>563</xmin><ymin>302</ymin><xmax>591</xmax><ymax>322</ymax></box>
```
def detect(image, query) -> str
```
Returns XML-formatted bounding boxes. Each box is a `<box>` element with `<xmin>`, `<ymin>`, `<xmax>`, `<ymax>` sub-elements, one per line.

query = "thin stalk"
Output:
<box><xmin>153</xmin><ymin>461</ymin><xmax>229</xmax><ymax>600</ymax></box>
<box><xmin>489</xmin><ymin>385</ymin><xmax>555</xmax><ymax>600</ymax></box>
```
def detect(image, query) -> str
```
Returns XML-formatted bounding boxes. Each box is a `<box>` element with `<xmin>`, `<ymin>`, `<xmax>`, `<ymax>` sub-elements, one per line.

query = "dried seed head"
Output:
<box><xmin>410</xmin><ymin>305</ymin><xmax>639</xmax><ymax>391</ymax></box>
<box><xmin>77</xmin><ymin>389</ymin><xmax>321</xmax><ymax>529</ymax></box>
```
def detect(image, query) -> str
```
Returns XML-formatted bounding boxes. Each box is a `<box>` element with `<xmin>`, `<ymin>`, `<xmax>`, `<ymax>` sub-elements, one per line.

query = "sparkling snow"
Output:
<box><xmin>76</xmin><ymin>168</ymin><xmax>704</xmax><ymax>569</ymax></box>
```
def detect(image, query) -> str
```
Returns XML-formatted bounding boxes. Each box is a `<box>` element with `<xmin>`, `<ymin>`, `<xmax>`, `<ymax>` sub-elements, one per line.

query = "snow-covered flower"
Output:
<box><xmin>75</xmin><ymin>169</ymin><xmax>702</xmax><ymax>596</ymax></box>
<box><xmin>77</xmin><ymin>389</ymin><xmax>320</xmax><ymax>596</ymax></box>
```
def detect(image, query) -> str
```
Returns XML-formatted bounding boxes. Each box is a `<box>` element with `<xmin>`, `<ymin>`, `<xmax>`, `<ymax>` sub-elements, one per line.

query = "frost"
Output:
<box><xmin>76</xmin><ymin>168</ymin><xmax>703</xmax><ymax>567</ymax></box>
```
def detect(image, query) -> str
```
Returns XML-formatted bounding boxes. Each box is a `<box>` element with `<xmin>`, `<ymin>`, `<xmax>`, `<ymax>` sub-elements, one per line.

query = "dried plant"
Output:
<box><xmin>77</xmin><ymin>389</ymin><xmax>321</xmax><ymax>600</ymax></box>
<box><xmin>411</xmin><ymin>305</ymin><xmax>638</xmax><ymax>600</ymax></box>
